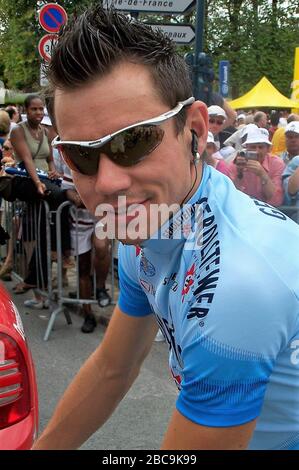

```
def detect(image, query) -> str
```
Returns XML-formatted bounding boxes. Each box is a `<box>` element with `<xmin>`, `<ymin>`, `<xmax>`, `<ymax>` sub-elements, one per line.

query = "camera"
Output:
<box><xmin>239</xmin><ymin>150</ymin><xmax>258</xmax><ymax>160</ymax></box>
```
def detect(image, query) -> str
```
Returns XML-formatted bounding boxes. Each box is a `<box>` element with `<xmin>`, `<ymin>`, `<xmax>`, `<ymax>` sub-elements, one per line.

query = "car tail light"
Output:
<box><xmin>0</xmin><ymin>333</ymin><xmax>31</xmax><ymax>429</ymax></box>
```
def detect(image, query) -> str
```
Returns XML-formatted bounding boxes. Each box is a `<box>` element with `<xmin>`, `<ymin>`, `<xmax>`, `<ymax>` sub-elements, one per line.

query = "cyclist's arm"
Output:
<box><xmin>32</xmin><ymin>305</ymin><xmax>158</xmax><ymax>450</ymax></box>
<box><xmin>162</xmin><ymin>409</ymin><xmax>256</xmax><ymax>450</ymax></box>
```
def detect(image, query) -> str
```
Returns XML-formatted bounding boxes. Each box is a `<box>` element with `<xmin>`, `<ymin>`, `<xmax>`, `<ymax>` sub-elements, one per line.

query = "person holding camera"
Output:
<box><xmin>229</xmin><ymin>127</ymin><xmax>285</xmax><ymax>206</ymax></box>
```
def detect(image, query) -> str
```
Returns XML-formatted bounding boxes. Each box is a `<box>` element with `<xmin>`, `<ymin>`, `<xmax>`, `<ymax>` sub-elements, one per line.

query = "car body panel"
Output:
<box><xmin>0</xmin><ymin>283</ymin><xmax>38</xmax><ymax>450</ymax></box>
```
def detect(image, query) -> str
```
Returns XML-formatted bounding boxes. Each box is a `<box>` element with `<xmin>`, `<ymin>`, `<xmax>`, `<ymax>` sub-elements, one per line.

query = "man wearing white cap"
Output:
<box><xmin>282</xmin><ymin>155</ymin><xmax>299</xmax><ymax>221</ymax></box>
<box><xmin>236</xmin><ymin>113</ymin><xmax>246</xmax><ymax>129</ymax></box>
<box><xmin>208</xmin><ymin>104</ymin><xmax>237</xmax><ymax>149</ymax></box>
<box><xmin>229</xmin><ymin>127</ymin><xmax>285</xmax><ymax>206</ymax></box>
<box><xmin>280</xmin><ymin>121</ymin><xmax>299</xmax><ymax>164</ymax></box>
<box><xmin>223</xmin><ymin>123</ymin><xmax>258</xmax><ymax>152</ymax></box>
<box><xmin>282</xmin><ymin>122</ymin><xmax>299</xmax><ymax>220</ymax></box>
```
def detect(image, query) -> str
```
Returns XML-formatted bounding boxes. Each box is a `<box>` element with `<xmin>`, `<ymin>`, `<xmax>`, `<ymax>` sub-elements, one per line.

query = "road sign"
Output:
<box><xmin>104</xmin><ymin>0</ymin><xmax>196</xmax><ymax>14</ymax></box>
<box><xmin>38</xmin><ymin>3</ymin><xmax>67</xmax><ymax>33</ymax></box>
<box><xmin>38</xmin><ymin>34</ymin><xmax>58</xmax><ymax>63</ymax></box>
<box><xmin>148</xmin><ymin>24</ymin><xmax>195</xmax><ymax>44</ymax></box>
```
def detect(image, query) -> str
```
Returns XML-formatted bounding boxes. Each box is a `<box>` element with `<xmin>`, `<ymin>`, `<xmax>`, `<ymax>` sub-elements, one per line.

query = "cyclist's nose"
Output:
<box><xmin>94</xmin><ymin>152</ymin><xmax>132</xmax><ymax>196</ymax></box>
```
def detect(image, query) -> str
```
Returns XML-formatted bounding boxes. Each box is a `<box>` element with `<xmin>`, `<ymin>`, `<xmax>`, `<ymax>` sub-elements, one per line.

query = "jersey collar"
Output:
<box><xmin>141</xmin><ymin>164</ymin><xmax>210</xmax><ymax>254</ymax></box>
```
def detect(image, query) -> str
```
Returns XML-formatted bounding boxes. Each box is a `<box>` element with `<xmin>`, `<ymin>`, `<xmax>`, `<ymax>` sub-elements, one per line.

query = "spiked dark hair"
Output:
<box><xmin>48</xmin><ymin>6</ymin><xmax>193</xmax><ymax>132</ymax></box>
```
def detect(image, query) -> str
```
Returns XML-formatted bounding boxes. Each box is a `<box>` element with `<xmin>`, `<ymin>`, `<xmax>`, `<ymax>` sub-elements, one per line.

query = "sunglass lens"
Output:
<box><xmin>59</xmin><ymin>125</ymin><xmax>164</xmax><ymax>175</ymax></box>
<box><xmin>60</xmin><ymin>145</ymin><xmax>100</xmax><ymax>176</ymax></box>
<box><xmin>106</xmin><ymin>125</ymin><xmax>164</xmax><ymax>166</ymax></box>
<box><xmin>209</xmin><ymin>119</ymin><xmax>223</xmax><ymax>125</ymax></box>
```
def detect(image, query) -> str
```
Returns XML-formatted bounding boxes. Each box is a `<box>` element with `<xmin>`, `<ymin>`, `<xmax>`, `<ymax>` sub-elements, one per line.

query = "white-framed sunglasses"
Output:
<box><xmin>52</xmin><ymin>96</ymin><xmax>195</xmax><ymax>175</ymax></box>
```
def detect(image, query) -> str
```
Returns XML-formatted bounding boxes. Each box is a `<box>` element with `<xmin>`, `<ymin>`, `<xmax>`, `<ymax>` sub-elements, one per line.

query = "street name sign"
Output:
<box><xmin>148</xmin><ymin>24</ymin><xmax>195</xmax><ymax>44</ymax></box>
<box><xmin>38</xmin><ymin>3</ymin><xmax>67</xmax><ymax>33</ymax></box>
<box><xmin>104</xmin><ymin>0</ymin><xmax>196</xmax><ymax>14</ymax></box>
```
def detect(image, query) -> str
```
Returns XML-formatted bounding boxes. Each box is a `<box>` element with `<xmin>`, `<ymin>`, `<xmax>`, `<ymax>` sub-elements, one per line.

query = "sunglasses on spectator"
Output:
<box><xmin>52</xmin><ymin>97</ymin><xmax>195</xmax><ymax>176</ymax></box>
<box><xmin>3</xmin><ymin>145</ymin><xmax>12</xmax><ymax>151</ymax></box>
<box><xmin>209</xmin><ymin>118</ymin><xmax>224</xmax><ymax>125</ymax></box>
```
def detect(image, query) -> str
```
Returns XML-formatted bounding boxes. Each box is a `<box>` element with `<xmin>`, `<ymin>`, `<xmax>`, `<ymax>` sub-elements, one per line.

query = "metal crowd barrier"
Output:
<box><xmin>44</xmin><ymin>201</ymin><xmax>116</xmax><ymax>341</ymax></box>
<box><xmin>2</xmin><ymin>199</ymin><xmax>116</xmax><ymax>341</ymax></box>
<box><xmin>3</xmin><ymin>199</ymin><xmax>53</xmax><ymax>299</ymax></box>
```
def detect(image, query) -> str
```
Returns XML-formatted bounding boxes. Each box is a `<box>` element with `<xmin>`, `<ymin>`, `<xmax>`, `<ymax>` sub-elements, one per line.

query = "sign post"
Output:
<box><xmin>40</xmin><ymin>63</ymin><xmax>49</xmax><ymax>87</ymax></box>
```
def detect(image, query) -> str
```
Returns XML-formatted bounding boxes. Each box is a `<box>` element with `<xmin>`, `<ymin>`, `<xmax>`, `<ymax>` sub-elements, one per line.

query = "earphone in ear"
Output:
<box><xmin>191</xmin><ymin>129</ymin><xmax>200</xmax><ymax>165</ymax></box>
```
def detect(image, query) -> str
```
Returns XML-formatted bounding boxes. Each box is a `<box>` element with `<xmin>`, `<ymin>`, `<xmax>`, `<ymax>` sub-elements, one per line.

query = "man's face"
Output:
<box><xmin>258</xmin><ymin>113</ymin><xmax>268</xmax><ymax>128</ymax></box>
<box><xmin>54</xmin><ymin>62</ymin><xmax>207</xmax><ymax>244</ymax></box>
<box><xmin>245</xmin><ymin>143</ymin><xmax>269</xmax><ymax>162</ymax></box>
<box><xmin>285</xmin><ymin>131</ymin><xmax>299</xmax><ymax>157</ymax></box>
<box><xmin>208</xmin><ymin>115</ymin><xmax>224</xmax><ymax>135</ymax></box>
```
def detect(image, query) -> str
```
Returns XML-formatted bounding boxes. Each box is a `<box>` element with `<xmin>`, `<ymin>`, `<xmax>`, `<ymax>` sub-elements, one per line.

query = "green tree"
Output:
<box><xmin>204</xmin><ymin>0</ymin><xmax>298</xmax><ymax>98</ymax></box>
<box><xmin>0</xmin><ymin>0</ymin><xmax>40</xmax><ymax>90</ymax></box>
<box><xmin>0</xmin><ymin>0</ymin><xmax>99</xmax><ymax>91</ymax></box>
<box><xmin>0</xmin><ymin>0</ymin><xmax>297</xmax><ymax>97</ymax></box>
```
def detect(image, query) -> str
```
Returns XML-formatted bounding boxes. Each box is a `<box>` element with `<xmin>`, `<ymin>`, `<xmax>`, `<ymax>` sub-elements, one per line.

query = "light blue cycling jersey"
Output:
<box><xmin>118</xmin><ymin>164</ymin><xmax>299</xmax><ymax>450</ymax></box>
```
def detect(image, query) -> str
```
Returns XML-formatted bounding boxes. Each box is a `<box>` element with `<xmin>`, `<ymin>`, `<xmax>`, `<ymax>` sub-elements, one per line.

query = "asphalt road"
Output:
<box><xmin>6</xmin><ymin>280</ymin><xmax>176</xmax><ymax>450</ymax></box>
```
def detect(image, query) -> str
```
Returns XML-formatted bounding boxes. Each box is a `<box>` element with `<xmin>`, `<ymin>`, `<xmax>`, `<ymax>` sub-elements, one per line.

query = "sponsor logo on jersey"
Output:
<box><xmin>187</xmin><ymin>199</ymin><xmax>220</xmax><ymax>323</ymax></box>
<box><xmin>140</xmin><ymin>279</ymin><xmax>156</xmax><ymax>295</ymax></box>
<box><xmin>163</xmin><ymin>272</ymin><xmax>178</xmax><ymax>292</ymax></box>
<box><xmin>140</xmin><ymin>254</ymin><xmax>156</xmax><ymax>277</ymax></box>
<box><xmin>170</xmin><ymin>368</ymin><xmax>182</xmax><ymax>389</ymax></box>
<box><xmin>181</xmin><ymin>263</ymin><xmax>195</xmax><ymax>302</ymax></box>
<box><xmin>136</xmin><ymin>246</ymin><xmax>141</xmax><ymax>256</ymax></box>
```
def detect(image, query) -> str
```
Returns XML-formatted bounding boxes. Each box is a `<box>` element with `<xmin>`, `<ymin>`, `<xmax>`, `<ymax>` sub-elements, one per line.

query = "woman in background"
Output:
<box><xmin>10</xmin><ymin>94</ymin><xmax>57</xmax><ymax>196</ymax></box>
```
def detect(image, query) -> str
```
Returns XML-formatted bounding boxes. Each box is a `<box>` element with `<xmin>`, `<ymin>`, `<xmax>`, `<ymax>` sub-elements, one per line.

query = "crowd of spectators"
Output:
<box><xmin>0</xmin><ymin>96</ymin><xmax>111</xmax><ymax>333</ymax></box>
<box><xmin>205</xmin><ymin>103</ymin><xmax>299</xmax><ymax>219</ymax></box>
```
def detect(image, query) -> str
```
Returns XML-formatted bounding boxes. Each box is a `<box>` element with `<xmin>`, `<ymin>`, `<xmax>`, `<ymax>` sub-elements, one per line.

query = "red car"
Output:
<box><xmin>0</xmin><ymin>283</ymin><xmax>38</xmax><ymax>449</ymax></box>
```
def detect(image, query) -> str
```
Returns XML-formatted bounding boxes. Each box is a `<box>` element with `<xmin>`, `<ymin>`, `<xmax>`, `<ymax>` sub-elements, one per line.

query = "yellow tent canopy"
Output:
<box><xmin>229</xmin><ymin>77</ymin><xmax>299</xmax><ymax>109</ymax></box>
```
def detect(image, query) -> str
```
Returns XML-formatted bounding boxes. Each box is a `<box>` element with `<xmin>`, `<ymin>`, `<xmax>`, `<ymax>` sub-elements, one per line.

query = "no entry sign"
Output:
<box><xmin>38</xmin><ymin>3</ymin><xmax>67</xmax><ymax>33</ymax></box>
<box><xmin>38</xmin><ymin>34</ymin><xmax>58</xmax><ymax>62</ymax></box>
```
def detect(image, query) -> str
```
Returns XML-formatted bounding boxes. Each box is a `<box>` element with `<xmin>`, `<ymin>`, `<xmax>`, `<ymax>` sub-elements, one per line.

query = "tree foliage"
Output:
<box><xmin>0</xmin><ymin>0</ymin><xmax>99</xmax><ymax>91</ymax></box>
<box><xmin>0</xmin><ymin>0</ymin><xmax>298</xmax><ymax>98</ymax></box>
<box><xmin>203</xmin><ymin>0</ymin><xmax>298</xmax><ymax>97</ymax></box>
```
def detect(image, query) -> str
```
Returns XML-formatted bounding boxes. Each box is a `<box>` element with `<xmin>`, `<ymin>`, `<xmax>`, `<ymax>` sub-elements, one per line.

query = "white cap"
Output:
<box><xmin>240</xmin><ymin>123</ymin><xmax>258</xmax><ymax>140</ymax></box>
<box><xmin>285</xmin><ymin>121</ymin><xmax>299</xmax><ymax>135</ymax></box>
<box><xmin>208</xmin><ymin>105</ymin><xmax>227</xmax><ymax>119</ymax></box>
<box><xmin>244</xmin><ymin>127</ymin><xmax>271</xmax><ymax>145</ymax></box>
<box><xmin>237</xmin><ymin>113</ymin><xmax>246</xmax><ymax>121</ymax></box>
<box><xmin>207</xmin><ymin>131</ymin><xmax>216</xmax><ymax>144</ymax></box>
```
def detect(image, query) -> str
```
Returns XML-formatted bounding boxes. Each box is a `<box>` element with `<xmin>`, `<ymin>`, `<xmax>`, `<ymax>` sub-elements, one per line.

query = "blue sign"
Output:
<box><xmin>39</xmin><ymin>3</ymin><xmax>67</xmax><ymax>33</ymax></box>
<box><xmin>219</xmin><ymin>60</ymin><xmax>230</xmax><ymax>98</ymax></box>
